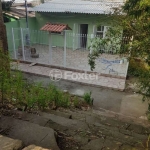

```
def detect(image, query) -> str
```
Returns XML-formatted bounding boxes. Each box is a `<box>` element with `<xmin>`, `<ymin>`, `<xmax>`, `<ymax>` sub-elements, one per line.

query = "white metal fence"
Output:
<box><xmin>8</xmin><ymin>28</ymin><xmax>93</xmax><ymax>67</ymax></box>
<box><xmin>7</xmin><ymin>28</ymin><xmax>129</xmax><ymax>77</ymax></box>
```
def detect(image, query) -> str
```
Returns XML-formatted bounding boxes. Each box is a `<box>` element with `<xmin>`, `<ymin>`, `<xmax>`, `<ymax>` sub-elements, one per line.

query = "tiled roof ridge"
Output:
<box><xmin>40</xmin><ymin>22</ymin><xmax>71</xmax><ymax>33</ymax></box>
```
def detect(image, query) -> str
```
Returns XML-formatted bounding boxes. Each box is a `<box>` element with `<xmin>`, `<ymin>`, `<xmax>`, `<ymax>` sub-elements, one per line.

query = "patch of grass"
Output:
<box><xmin>0</xmin><ymin>69</ymin><xmax>72</xmax><ymax>110</ymax></box>
<box><xmin>1</xmin><ymin>65</ymin><xmax>92</xmax><ymax>111</ymax></box>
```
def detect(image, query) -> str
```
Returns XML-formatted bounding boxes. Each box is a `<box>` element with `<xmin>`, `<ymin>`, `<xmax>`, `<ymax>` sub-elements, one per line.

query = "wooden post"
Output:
<box><xmin>0</xmin><ymin>0</ymin><xmax>8</xmax><ymax>54</ymax></box>
<box><xmin>0</xmin><ymin>0</ymin><xmax>9</xmax><ymax>104</ymax></box>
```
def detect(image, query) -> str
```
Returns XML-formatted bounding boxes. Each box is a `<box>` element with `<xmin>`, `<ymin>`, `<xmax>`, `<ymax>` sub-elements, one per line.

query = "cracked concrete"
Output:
<box><xmin>1</xmin><ymin>109</ymin><xmax>149</xmax><ymax>150</ymax></box>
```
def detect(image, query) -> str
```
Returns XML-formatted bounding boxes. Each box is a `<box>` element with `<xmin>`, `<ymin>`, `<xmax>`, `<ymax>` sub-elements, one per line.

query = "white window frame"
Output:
<box><xmin>96</xmin><ymin>25</ymin><xmax>109</xmax><ymax>38</ymax></box>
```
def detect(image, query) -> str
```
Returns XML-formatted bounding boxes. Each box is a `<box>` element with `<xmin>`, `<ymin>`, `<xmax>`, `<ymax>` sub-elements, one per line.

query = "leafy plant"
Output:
<box><xmin>83</xmin><ymin>92</ymin><xmax>93</xmax><ymax>105</ymax></box>
<box><xmin>128</xmin><ymin>58</ymin><xmax>149</xmax><ymax>76</ymax></box>
<box><xmin>88</xmin><ymin>26</ymin><xmax>123</xmax><ymax>71</ymax></box>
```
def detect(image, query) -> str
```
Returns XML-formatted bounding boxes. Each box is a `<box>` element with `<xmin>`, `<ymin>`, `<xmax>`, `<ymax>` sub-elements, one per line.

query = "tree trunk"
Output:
<box><xmin>0</xmin><ymin>0</ymin><xmax>8</xmax><ymax>53</ymax></box>
<box><xmin>0</xmin><ymin>0</ymin><xmax>9</xmax><ymax>104</ymax></box>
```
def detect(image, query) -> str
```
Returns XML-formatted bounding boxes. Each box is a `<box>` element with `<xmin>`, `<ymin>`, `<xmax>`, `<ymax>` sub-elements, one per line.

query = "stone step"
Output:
<box><xmin>25</xmin><ymin>110</ymin><xmax>150</xmax><ymax>149</ymax></box>
<box><xmin>23</xmin><ymin>145</ymin><xmax>51</xmax><ymax>150</ymax></box>
<box><xmin>0</xmin><ymin>134</ymin><xmax>22</xmax><ymax>150</ymax></box>
<box><xmin>44</xmin><ymin>109</ymin><xmax>150</xmax><ymax>135</ymax></box>
<box><xmin>0</xmin><ymin>116</ymin><xmax>60</xmax><ymax>150</ymax></box>
<box><xmin>3</xmin><ymin>109</ymin><xmax>150</xmax><ymax>138</ymax></box>
<box><xmin>3</xmin><ymin>110</ymin><xmax>150</xmax><ymax>146</ymax></box>
<box><xmin>1</xmin><ymin>109</ymin><xmax>150</xmax><ymax>150</ymax></box>
<box><xmin>0</xmin><ymin>134</ymin><xmax>51</xmax><ymax>150</ymax></box>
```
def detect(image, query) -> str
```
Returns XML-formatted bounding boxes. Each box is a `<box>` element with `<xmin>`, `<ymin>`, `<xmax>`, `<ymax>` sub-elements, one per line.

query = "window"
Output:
<box><xmin>96</xmin><ymin>26</ymin><xmax>109</xmax><ymax>38</ymax></box>
<box><xmin>96</xmin><ymin>26</ymin><xmax>104</xmax><ymax>38</ymax></box>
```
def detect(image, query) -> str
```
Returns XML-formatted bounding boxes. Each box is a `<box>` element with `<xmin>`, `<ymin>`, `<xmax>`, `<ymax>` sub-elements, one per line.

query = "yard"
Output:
<box><xmin>12</xmin><ymin>44</ymin><xmax>129</xmax><ymax>79</ymax></box>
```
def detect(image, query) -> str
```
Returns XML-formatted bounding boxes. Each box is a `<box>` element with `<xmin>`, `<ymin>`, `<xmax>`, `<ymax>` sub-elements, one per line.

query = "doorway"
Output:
<box><xmin>80</xmin><ymin>24</ymin><xmax>88</xmax><ymax>48</ymax></box>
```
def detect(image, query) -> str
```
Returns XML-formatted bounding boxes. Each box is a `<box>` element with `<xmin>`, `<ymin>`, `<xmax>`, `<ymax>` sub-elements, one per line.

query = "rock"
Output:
<box><xmin>0</xmin><ymin>134</ymin><xmax>23</xmax><ymax>150</ymax></box>
<box><xmin>63</xmin><ymin>90</ymin><xmax>68</xmax><ymax>93</ymax></box>
<box><xmin>0</xmin><ymin>116</ymin><xmax>60</xmax><ymax>150</ymax></box>
<box><xmin>23</xmin><ymin>145</ymin><xmax>51</xmax><ymax>150</ymax></box>
<box><xmin>30</xmin><ymin>54</ymin><xmax>39</xmax><ymax>58</ymax></box>
<box><xmin>139</xmin><ymin>116</ymin><xmax>148</xmax><ymax>120</ymax></box>
<box><xmin>82</xmin><ymin>138</ymin><xmax>104</xmax><ymax>150</ymax></box>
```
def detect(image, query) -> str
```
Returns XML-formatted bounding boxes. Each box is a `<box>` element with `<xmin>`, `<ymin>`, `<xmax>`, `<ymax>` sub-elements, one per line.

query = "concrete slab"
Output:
<box><xmin>11</xmin><ymin>62</ymin><xmax>126</xmax><ymax>91</ymax></box>
<box><xmin>120</xmin><ymin>94</ymin><xmax>149</xmax><ymax>118</ymax></box>
<box><xmin>40</xmin><ymin>112</ymin><xmax>89</xmax><ymax>130</ymax></box>
<box><xmin>0</xmin><ymin>134</ymin><xmax>22</xmax><ymax>150</ymax></box>
<box><xmin>0</xmin><ymin>116</ymin><xmax>59</xmax><ymax>150</ymax></box>
<box><xmin>23</xmin><ymin>145</ymin><xmax>50</xmax><ymax>150</ymax></box>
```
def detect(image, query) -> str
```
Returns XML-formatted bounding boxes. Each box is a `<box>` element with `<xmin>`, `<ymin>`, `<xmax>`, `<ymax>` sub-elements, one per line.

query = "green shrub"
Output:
<box><xmin>128</xmin><ymin>58</ymin><xmax>149</xmax><ymax>76</ymax></box>
<box><xmin>83</xmin><ymin>92</ymin><xmax>93</xmax><ymax>105</ymax></box>
<box><xmin>0</xmin><ymin>68</ymin><xmax>73</xmax><ymax>110</ymax></box>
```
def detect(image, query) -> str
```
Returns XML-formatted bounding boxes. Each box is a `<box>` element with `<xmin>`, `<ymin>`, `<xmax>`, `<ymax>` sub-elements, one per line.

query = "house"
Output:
<box><xmin>3</xmin><ymin>1</ymin><xmax>35</xmax><ymax>23</ymax></box>
<box><xmin>32</xmin><ymin>0</ymin><xmax>124</xmax><ymax>49</ymax></box>
<box><xmin>4</xmin><ymin>2</ymin><xmax>36</xmax><ymax>54</ymax></box>
<box><xmin>6</xmin><ymin>0</ymin><xmax>129</xmax><ymax>79</ymax></box>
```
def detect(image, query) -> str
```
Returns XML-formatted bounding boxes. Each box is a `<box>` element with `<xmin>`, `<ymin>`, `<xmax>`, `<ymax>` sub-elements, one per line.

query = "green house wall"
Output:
<box><xmin>5</xmin><ymin>17</ymin><xmax>37</xmax><ymax>53</ymax></box>
<box><xmin>35</xmin><ymin>12</ymin><xmax>114</xmax><ymax>49</ymax></box>
<box><xmin>5</xmin><ymin>12</ymin><xmax>115</xmax><ymax>53</ymax></box>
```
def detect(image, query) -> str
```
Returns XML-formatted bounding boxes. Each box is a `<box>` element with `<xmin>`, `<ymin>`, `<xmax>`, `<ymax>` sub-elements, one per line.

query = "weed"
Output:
<box><xmin>83</xmin><ymin>92</ymin><xmax>93</xmax><ymax>105</ymax></box>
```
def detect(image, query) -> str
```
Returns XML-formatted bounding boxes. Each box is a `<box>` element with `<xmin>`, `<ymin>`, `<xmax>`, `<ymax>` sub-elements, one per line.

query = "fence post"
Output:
<box><xmin>12</xmin><ymin>28</ymin><xmax>17</xmax><ymax>59</ymax></box>
<box><xmin>73</xmin><ymin>23</ymin><xmax>76</xmax><ymax>51</ymax></box>
<box><xmin>49</xmin><ymin>32</ymin><xmax>52</xmax><ymax>64</ymax></box>
<box><xmin>90</xmin><ymin>34</ymin><xmax>94</xmax><ymax>54</ymax></box>
<box><xmin>63</xmin><ymin>31</ymin><xmax>66</xmax><ymax>67</ymax></box>
<box><xmin>20</xmin><ymin>28</ymin><xmax>25</xmax><ymax>60</ymax></box>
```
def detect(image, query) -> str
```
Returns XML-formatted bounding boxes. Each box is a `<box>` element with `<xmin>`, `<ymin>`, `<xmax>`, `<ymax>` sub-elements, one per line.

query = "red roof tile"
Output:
<box><xmin>40</xmin><ymin>23</ymin><xmax>71</xmax><ymax>33</ymax></box>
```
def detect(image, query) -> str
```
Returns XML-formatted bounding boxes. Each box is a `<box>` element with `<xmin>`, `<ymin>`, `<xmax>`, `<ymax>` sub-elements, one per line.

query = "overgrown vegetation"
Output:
<box><xmin>122</xmin><ymin>1</ymin><xmax>150</xmax><ymax>112</ymax></box>
<box><xmin>128</xmin><ymin>58</ymin><xmax>149</xmax><ymax>77</ymax></box>
<box><xmin>0</xmin><ymin>55</ymin><xmax>91</xmax><ymax>111</ymax></box>
<box><xmin>88</xmin><ymin>26</ymin><xmax>123</xmax><ymax>71</ymax></box>
<box><xmin>88</xmin><ymin>0</ymin><xmax>150</xmax><ymax>116</ymax></box>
